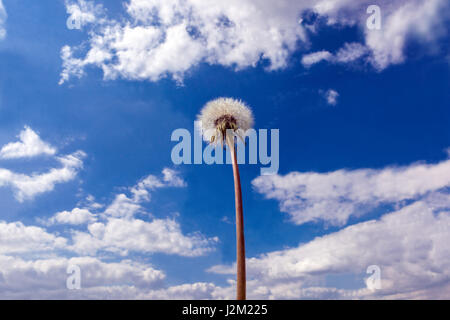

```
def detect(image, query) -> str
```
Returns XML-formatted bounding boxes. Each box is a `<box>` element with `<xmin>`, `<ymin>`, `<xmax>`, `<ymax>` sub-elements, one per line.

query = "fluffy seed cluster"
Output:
<box><xmin>197</xmin><ymin>98</ymin><xmax>254</xmax><ymax>145</ymax></box>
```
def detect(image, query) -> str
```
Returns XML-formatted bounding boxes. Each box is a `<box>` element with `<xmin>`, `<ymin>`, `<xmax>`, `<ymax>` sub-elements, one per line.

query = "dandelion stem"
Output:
<box><xmin>228</xmin><ymin>139</ymin><xmax>246</xmax><ymax>300</ymax></box>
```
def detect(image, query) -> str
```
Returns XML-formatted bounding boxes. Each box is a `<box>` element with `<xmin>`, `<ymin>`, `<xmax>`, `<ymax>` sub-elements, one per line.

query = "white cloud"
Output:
<box><xmin>71</xmin><ymin>217</ymin><xmax>218</xmax><ymax>257</ymax></box>
<box><xmin>0</xmin><ymin>221</ymin><xmax>67</xmax><ymax>255</ymax></box>
<box><xmin>301</xmin><ymin>50</ymin><xmax>332</xmax><ymax>67</ymax></box>
<box><xmin>52</xmin><ymin>190</ymin><xmax>449</xmax><ymax>300</ymax></box>
<box><xmin>0</xmin><ymin>0</ymin><xmax>6</xmax><ymax>40</ymax></box>
<box><xmin>4</xmin><ymin>194</ymin><xmax>449</xmax><ymax>299</ymax></box>
<box><xmin>0</xmin><ymin>166</ymin><xmax>219</xmax><ymax>298</ymax></box>
<box><xmin>0</xmin><ymin>151</ymin><xmax>86</xmax><ymax>202</ymax></box>
<box><xmin>60</xmin><ymin>0</ymin><xmax>449</xmax><ymax>84</ymax></box>
<box><xmin>209</xmin><ymin>193</ymin><xmax>450</xmax><ymax>299</ymax></box>
<box><xmin>2</xmin><ymin>195</ymin><xmax>449</xmax><ymax>299</ymax></box>
<box><xmin>144</xmin><ymin>282</ymin><xmax>223</xmax><ymax>300</ymax></box>
<box><xmin>70</xmin><ymin>168</ymin><xmax>215</xmax><ymax>256</ymax></box>
<box><xmin>205</xmin><ymin>155</ymin><xmax>450</xmax><ymax>299</ymax></box>
<box><xmin>46</xmin><ymin>208</ymin><xmax>96</xmax><ymax>226</ymax></box>
<box><xmin>0</xmin><ymin>126</ymin><xmax>56</xmax><ymax>159</ymax></box>
<box><xmin>59</xmin><ymin>0</ymin><xmax>308</xmax><ymax>84</ymax></box>
<box><xmin>303</xmin><ymin>0</ymin><xmax>448</xmax><ymax>70</ymax></box>
<box><xmin>130</xmin><ymin>171</ymin><xmax>171</xmax><ymax>203</ymax></box>
<box><xmin>0</xmin><ymin>255</ymin><xmax>165</xmax><ymax>298</ymax></box>
<box><xmin>162</xmin><ymin>168</ymin><xmax>187</xmax><ymax>187</ymax></box>
<box><xmin>364</xmin><ymin>0</ymin><xmax>448</xmax><ymax>70</ymax></box>
<box><xmin>59</xmin><ymin>46</ymin><xmax>86</xmax><ymax>85</ymax></box>
<box><xmin>104</xmin><ymin>193</ymin><xmax>142</xmax><ymax>218</ymax></box>
<box><xmin>302</xmin><ymin>43</ymin><xmax>369</xmax><ymax>67</ymax></box>
<box><xmin>0</xmin><ymin>251</ymin><xmax>227</xmax><ymax>299</ymax></box>
<box><xmin>38</xmin><ymin>168</ymin><xmax>216</xmax><ymax>257</ymax></box>
<box><xmin>445</xmin><ymin>147</ymin><xmax>450</xmax><ymax>158</ymax></box>
<box><xmin>323</xmin><ymin>89</ymin><xmax>339</xmax><ymax>106</ymax></box>
<box><xmin>334</xmin><ymin>42</ymin><xmax>368</xmax><ymax>63</ymax></box>
<box><xmin>253</xmin><ymin>157</ymin><xmax>450</xmax><ymax>226</ymax></box>
<box><xmin>82</xmin><ymin>194</ymin><xmax>104</xmax><ymax>210</ymax></box>
<box><xmin>104</xmin><ymin>168</ymin><xmax>186</xmax><ymax>218</ymax></box>
<box><xmin>0</xmin><ymin>126</ymin><xmax>84</xmax><ymax>201</ymax></box>
<box><xmin>65</xmin><ymin>0</ymin><xmax>103</xmax><ymax>29</ymax></box>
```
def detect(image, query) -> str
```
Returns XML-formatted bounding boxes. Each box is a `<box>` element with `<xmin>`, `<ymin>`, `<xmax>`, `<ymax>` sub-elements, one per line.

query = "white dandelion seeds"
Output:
<box><xmin>197</xmin><ymin>97</ymin><xmax>254</xmax><ymax>145</ymax></box>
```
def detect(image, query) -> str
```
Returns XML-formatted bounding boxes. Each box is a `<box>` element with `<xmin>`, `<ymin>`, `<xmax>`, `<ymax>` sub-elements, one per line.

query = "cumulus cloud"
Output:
<box><xmin>0</xmin><ymin>221</ymin><xmax>67</xmax><ymax>255</ymax></box>
<box><xmin>0</xmin><ymin>255</ymin><xmax>165</xmax><ymax>298</ymax></box>
<box><xmin>71</xmin><ymin>217</ymin><xmax>218</xmax><ymax>256</ymax></box>
<box><xmin>209</xmin><ymin>193</ymin><xmax>450</xmax><ymax>299</ymax></box>
<box><xmin>162</xmin><ymin>168</ymin><xmax>187</xmax><ymax>187</ymax></box>
<box><xmin>70</xmin><ymin>169</ymin><xmax>216</xmax><ymax>256</ymax></box>
<box><xmin>0</xmin><ymin>251</ymin><xmax>228</xmax><ymax>299</ymax></box>
<box><xmin>5</xmin><ymin>195</ymin><xmax>449</xmax><ymax>299</ymax></box>
<box><xmin>0</xmin><ymin>151</ymin><xmax>86</xmax><ymax>202</ymax></box>
<box><xmin>253</xmin><ymin>157</ymin><xmax>450</xmax><ymax>226</ymax></box>
<box><xmin>302</xmin><ymin>43</ymin><xmax>368</xmax><ymax>67</ymax></box>
<box><xmin>60</xmin><ymin>0</ymin><xmax>449</xmax><ymax>84</ymax></box>
<box><xmin>59</xmin><ymin>0</ymin><xmax>308</xmax><ymax>84</ymax></box>
<box><xmin>3</xmin><ymin>184</ymin><xmax>449</xmax><ymax>299</ymax></box>
<box><xmin>105</xmin><ymin>168</ymin><xmax>186</xmax><ymax>218</ymax></box>
<box><xmin>104</xmin><ymin>193</ymin><xmax>142</xmax><ymax>219</ymax></box>
<box><xmin>0</xmin><ymin>167</ymin><xmax>219</xmax><ymax>298</ymax></box>
<box><xmin>334</xmin><ymin>42</ymin><xmax>369</xmax><ymax>64</ymax></box>
<box><xmin>0</xmin><ymin>126</ymin><xmax>56</xmax><ymax>159</ymax></box>
<box><xmin>39</xmin><ymin>168</ymin><xmax>217</xmax><ymax>257</ymax></box>
<box><xmin>46</xmin><ymin>208</ymin><xmax>97</xmax><ymax>226</ymax></box>
<box><xmin>59</xmin><ymin>46</ymin><xmax>88</xmax><ymax>85</ymax></box>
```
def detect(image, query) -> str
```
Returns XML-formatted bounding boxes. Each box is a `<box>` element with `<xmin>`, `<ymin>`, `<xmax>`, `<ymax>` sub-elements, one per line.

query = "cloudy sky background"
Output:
<box><xmin>0</xmin><ymin>0</ymin><xmax>449</xmax><ymax>299</ymax></box>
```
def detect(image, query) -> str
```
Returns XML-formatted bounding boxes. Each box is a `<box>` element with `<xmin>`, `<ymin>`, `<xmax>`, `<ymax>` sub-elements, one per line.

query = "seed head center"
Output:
<box><xmin>214</xmin><ymin>114</ymin><xmax>237</xmax><ymax>136</ymax></box>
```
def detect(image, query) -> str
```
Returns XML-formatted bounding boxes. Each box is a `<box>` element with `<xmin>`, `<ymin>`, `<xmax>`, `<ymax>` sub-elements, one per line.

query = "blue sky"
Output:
<box><xmin>0</xmin><ymin>0</ymin><xmax>449</xmax><ymax>299</ymax></box>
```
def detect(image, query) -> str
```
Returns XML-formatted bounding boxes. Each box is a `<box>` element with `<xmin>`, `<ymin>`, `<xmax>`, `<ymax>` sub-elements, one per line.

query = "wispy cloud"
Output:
<box><xmin>302</xmin><ymin>43</ymin><xmax>368</xmax><ymax>68</ymax></box>
<box><xmin>0</xmin><ymin>126</ymin><xmax>56</xmax><ymax>159</ymax></box>
<box><xmin>0</xmin><ymin>0</ymin><xmax>6</xmax><ymax>40</ymax></box>
<box><xmin>301</xmin><ymin>50</ymin><xmax>333</xmax><ymax>67</ymax></box>
<box><xmin>0</xmin><ymin>255</ymin><xmax>165</xmax><ymax>298</ymax></box>
<box><xmin>0</xmin><ymin>221</ymin><xmax>67</xmax><ymax>255</ymax></box>
<box><xmin>0</xmin><ymin>127</ymin><xmax>85</xmax><ymax>202</ymax></box>
<box><xmin>253</xmin><ymin>156</ymin><xmax>450</xmax><ymax>226</ymax></box>
<box><xmin>69</xmin><ymin>169</ymin><xmax>217</xmax><ymax>257</ymax></box>
<box><xmin>70</xmin><ymin>217</ymin><xmax>218</xmax><ymax>257</ymax></box>
<box><xmin>323</xmin><ymin>89</ymin><xmax>339</xmax><ymax>106</ymax></box>
<box><xmin>0</xmin><ymin>151</ymin><xmax>85</xmax><ymax>202</ymax></box>
<box><xmin>38</xmin><ymin>168</ymin><xmax>218</xmax><ymax>257</ymax></box>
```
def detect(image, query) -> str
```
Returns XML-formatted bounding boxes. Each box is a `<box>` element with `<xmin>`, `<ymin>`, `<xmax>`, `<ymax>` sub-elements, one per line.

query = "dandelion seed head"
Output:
<box><xmin>197</xmin><ymin>98</ymin><xmax>254</xmax><ymax>145</ymax></box>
